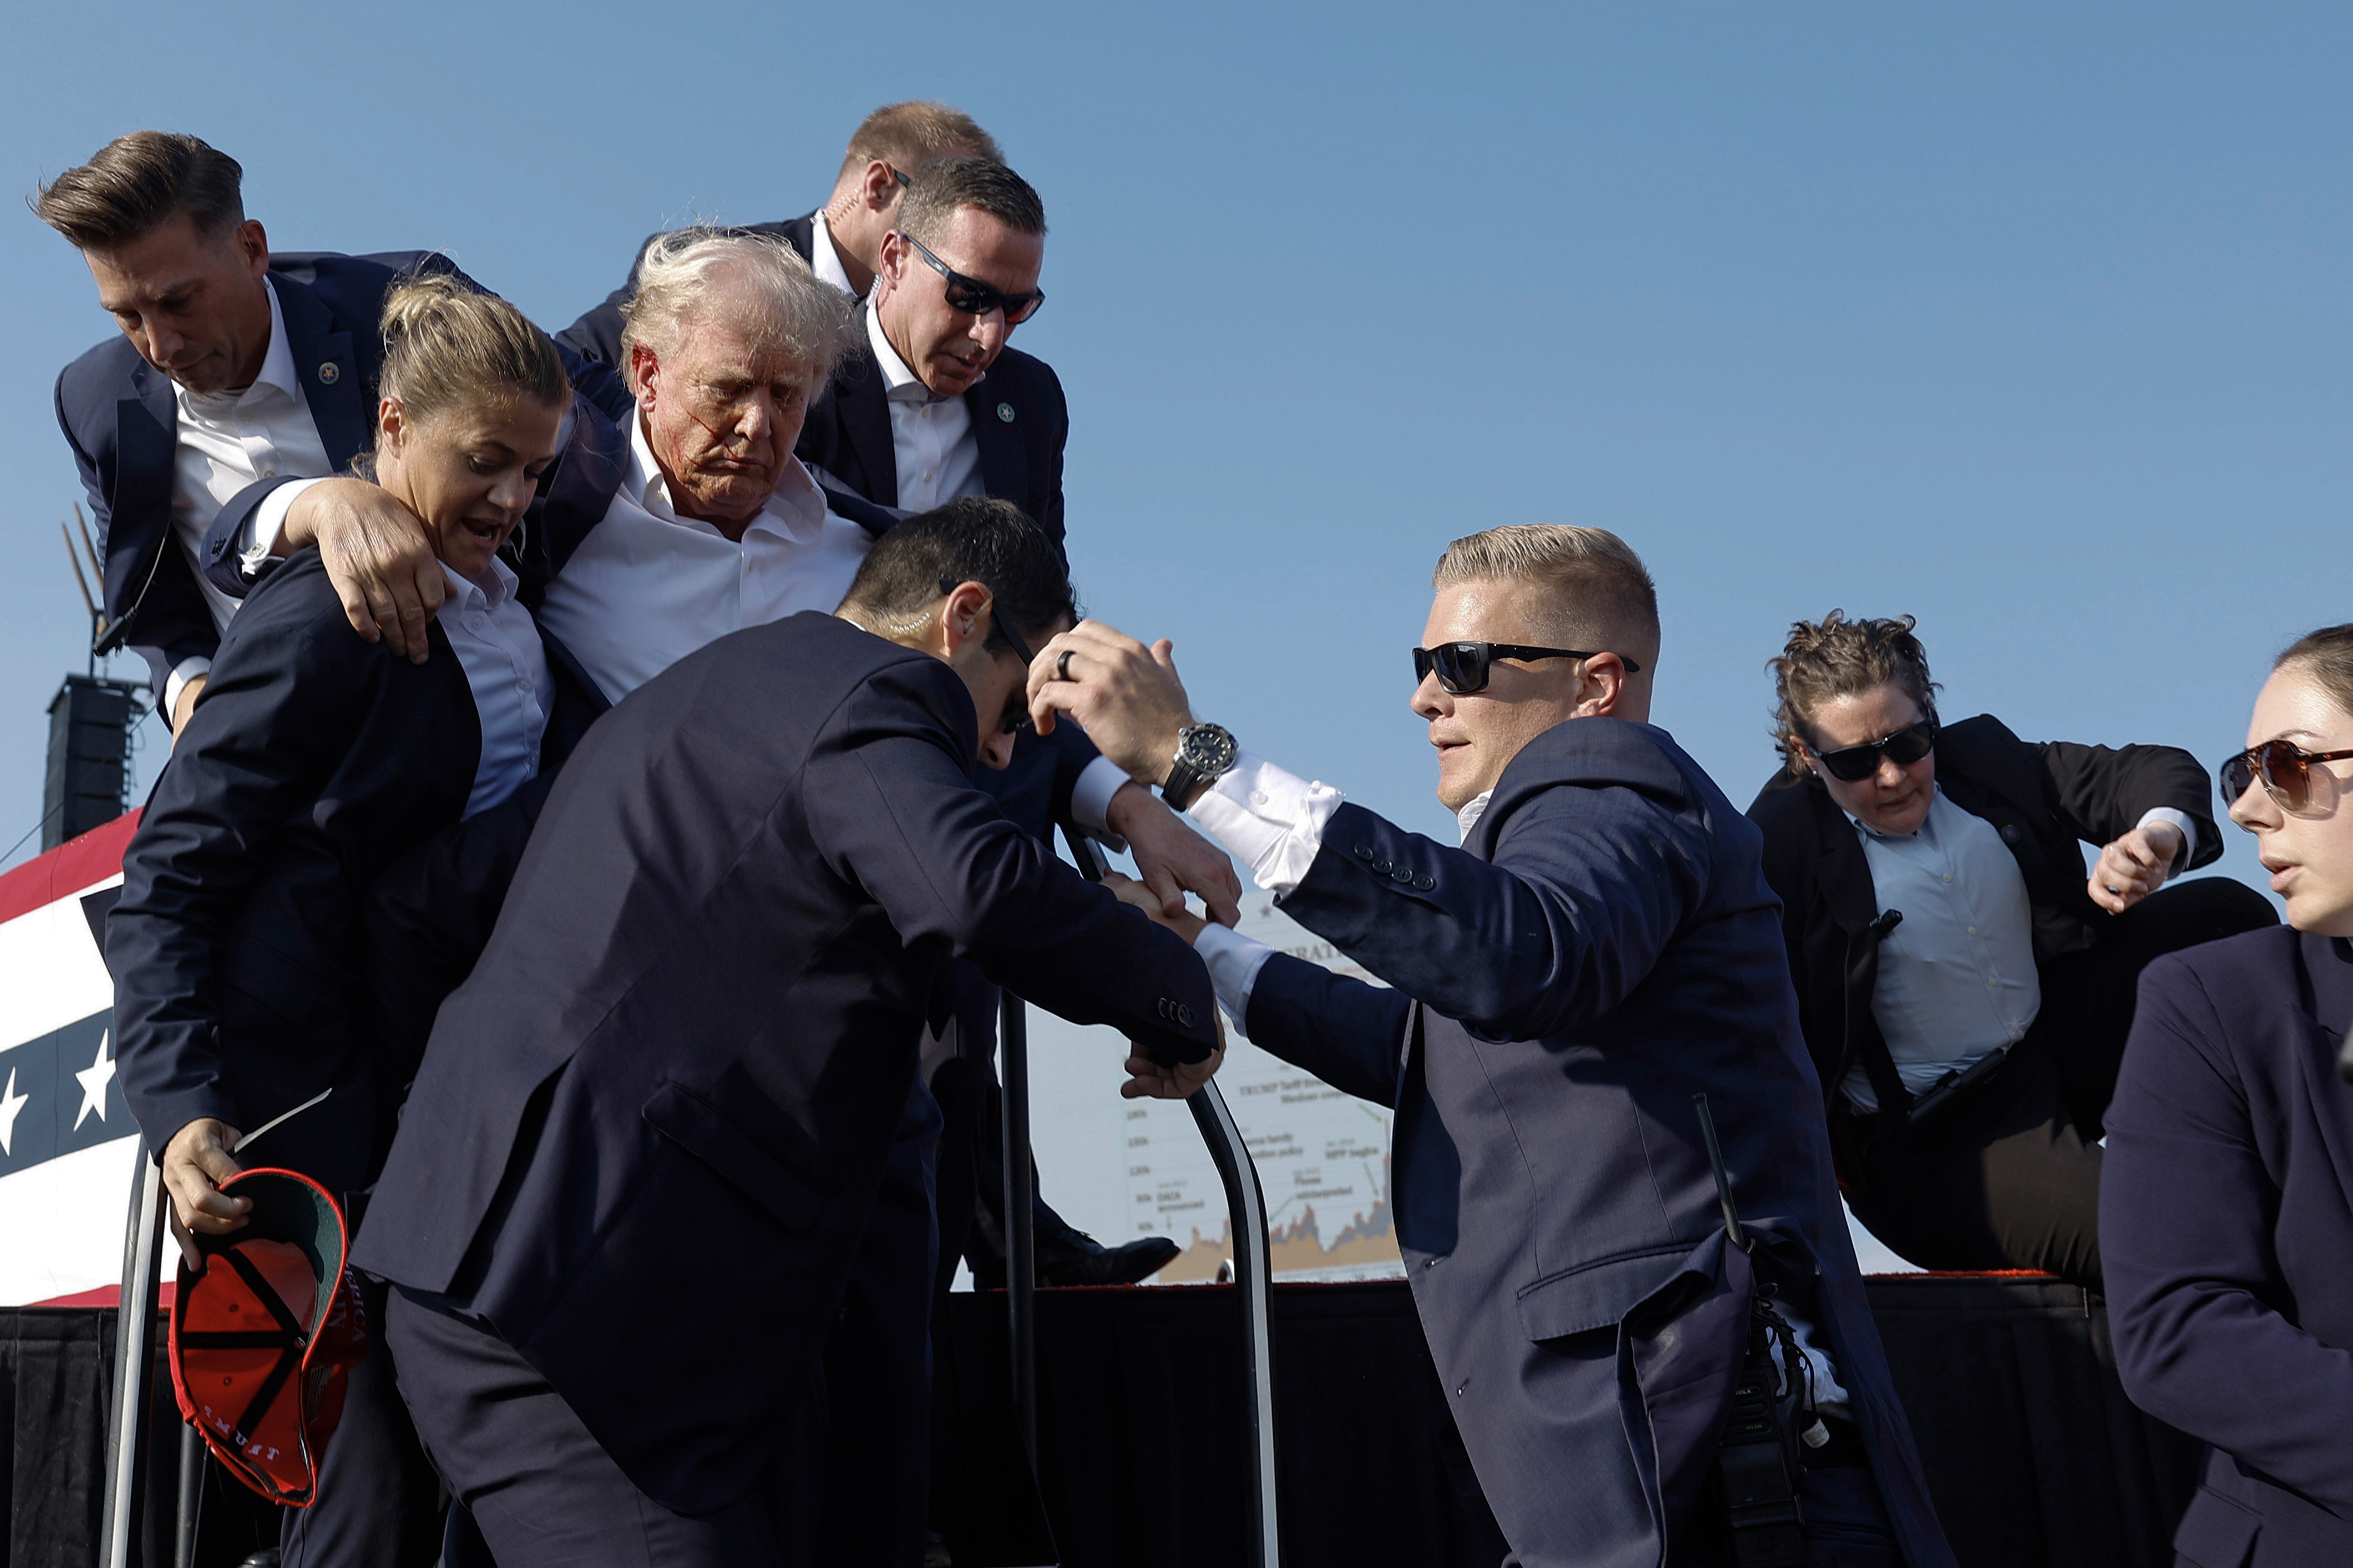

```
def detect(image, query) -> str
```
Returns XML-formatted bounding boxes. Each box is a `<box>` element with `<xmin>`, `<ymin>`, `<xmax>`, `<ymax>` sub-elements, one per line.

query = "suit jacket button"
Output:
<box><xmin>1354</xmin><ymin>845</ymin><xmax>1375</xmax><ymax>860</ymax></box>
<box><xmin>1155</xmin><ymin>998</ymin><xmax>1170</xmax><ymax>1019</ymax></box>
<box><xmin>1391</xmin><ymin>867</ymin><xmax>1414</xmax><ymax>884</ymax></box>
<box><xmin>1177</xmin><ymin>1005</ymin><xmax>1195</xmax><ymax>1027</ymax></box>
<box><xmin>1413</xmin><ymin>874</ymin><xmax>1436</xmax><ymax>891</ymax></box>
<box><xmin>1372</xmin><ymin>858</ymin><xmax>1393</xmax><ymax>874</ymax></box>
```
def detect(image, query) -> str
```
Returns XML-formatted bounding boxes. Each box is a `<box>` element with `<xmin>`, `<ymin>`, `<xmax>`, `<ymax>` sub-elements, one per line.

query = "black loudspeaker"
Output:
<box><xmin>44</xmin><ymin>674</ymin><xmax>138</xmax><ymax>850</ymax></box>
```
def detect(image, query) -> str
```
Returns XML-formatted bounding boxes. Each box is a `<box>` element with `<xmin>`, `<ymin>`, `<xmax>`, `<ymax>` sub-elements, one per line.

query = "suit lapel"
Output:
<box><xmin>965</xmin><ymin>382</ymin><xmax>1026</xmax><ymax>509</ymax></box>
<box><xmin>838</xmin><ymin>308</ymin><xmax>899</xmax><ymax>503</ymax></box>
<box><xmin>103</xmin><ymin>366</ymin><xmax>182</xmax><ymax>614</ymax></box>
<box><xmin>1808</xmin><ymin>781</ymin><xmax>1880</xmax><ymax>935</ymax></box>
<box><xmin>274</xmin><ymin>272</ymin><xmax>371</xmax><ymax>468</ymax></box>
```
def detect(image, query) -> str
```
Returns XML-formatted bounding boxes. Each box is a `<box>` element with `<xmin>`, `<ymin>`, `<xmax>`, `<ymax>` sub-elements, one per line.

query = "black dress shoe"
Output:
<box><xmin>1035</xmin><ymin>1228</ymin><xmax>1181</xmax><ymax>1288</ymax></box>
<box><xmin>966</xmin><ymin>1228</ymin><xmax>1182</xmax><ymax>1289</ymax></box>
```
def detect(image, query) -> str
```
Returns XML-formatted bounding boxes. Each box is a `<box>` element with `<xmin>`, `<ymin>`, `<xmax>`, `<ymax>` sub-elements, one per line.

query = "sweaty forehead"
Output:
<box><xmin>671</xmin><ymin>313</ymin><xmax>815</xmax><ymax>384</ymax></box>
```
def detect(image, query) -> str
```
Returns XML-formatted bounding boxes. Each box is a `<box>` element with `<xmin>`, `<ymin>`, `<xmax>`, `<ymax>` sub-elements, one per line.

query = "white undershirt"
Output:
<box><xmin>866</xmin><ymin>303</ymin><xmax>983</xmax><ymax>514</ymax></box>
<box><xmin>165</xmin><ymin>278</ymin><xmax>332</xmax><ymax>711</ymax></box>
<box><xmin>432</xmin><ymin>556</ymin><xmax>551</xmax><ymax>819</ymax></box>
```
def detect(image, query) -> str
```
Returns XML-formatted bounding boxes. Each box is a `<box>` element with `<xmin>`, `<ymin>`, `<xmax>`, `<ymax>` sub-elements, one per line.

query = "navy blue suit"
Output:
<box><xmin>1238</xmin><ymin>718</ymin><xmax>1952</xmax><ymax>1568</ymax></box>
<box><xmin>54</xmin><ymin>250</ymin><xmax>631</xmax><ymax>694</ymax></box>
<box><xmin>2104</xmin><ymin>928</ymin><xmax>2353</xmax><ymax>1566</ymax></box>
<box><xmin>350</xmin><ymin>612</ymin><xmax>1215</xmax><ymax>1547</ymax></box>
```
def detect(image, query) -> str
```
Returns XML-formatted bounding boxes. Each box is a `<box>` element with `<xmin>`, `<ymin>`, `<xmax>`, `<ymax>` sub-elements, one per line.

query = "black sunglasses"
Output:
<box><xmin>902</xmin><ymin>233</ymin><xmax>1046</xmax><ymax>325</ymax></box>
<box><xmin>1808</xmin><ymin>718</ymin><xmax>1939</xmax><ymax>783</ymax></box>
<box><xmin>2219</xmin><ymin>739</ymin><xmax>2353</xmax><ymax>816</ymax></box>
<box><xmin>942</xmin><ymin>579</ymin><xmax>1036</xmax><ymax>736</ymax></box>
<box><xmin>1411</xmin><ymin>642</ymin><xmax>1641</xmax><ymax>696</ymax></box>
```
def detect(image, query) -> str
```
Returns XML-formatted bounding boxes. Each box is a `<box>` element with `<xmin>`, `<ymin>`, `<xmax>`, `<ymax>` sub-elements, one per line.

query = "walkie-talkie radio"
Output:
<box><xmin>1692</xmin><ymin>1093</ymin><xmax>1828</xmax><ymax>1568</ymax></box>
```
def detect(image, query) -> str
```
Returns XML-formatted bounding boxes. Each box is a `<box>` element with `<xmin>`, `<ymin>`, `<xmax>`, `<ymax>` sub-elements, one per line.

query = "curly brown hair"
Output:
<box><xmin>1768</xmin><ymin>611</ymin><xmax>1940</xmax><ymax>774</ymax></box>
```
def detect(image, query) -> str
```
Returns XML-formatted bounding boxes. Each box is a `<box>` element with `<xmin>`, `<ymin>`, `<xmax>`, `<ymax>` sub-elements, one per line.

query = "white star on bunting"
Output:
<box><xmin>73</xmin><ymin>1030</ymin><xmax>116</xmax><ymax>1133</ymax></box>
<box><xmin>0</xmin><ymin>1067</ymin><xmax>26</xmax><ymax>1157</ymax></box>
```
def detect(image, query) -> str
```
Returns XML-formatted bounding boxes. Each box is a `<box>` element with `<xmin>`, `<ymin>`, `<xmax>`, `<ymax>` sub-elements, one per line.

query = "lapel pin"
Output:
<box><xmin>996</xmin><ymin>402</ymin><xmax>1015</xmax><ymax>423</ymax></box>
<box><xmin>317</xmin><ymin>361</ymin><xmax>341</xmax><ymax>385</ymax></box>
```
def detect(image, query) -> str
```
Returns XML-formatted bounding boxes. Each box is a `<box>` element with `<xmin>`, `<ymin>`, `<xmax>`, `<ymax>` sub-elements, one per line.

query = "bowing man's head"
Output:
<box><xmin>365</xmin><ymin>277</ymin><xmax>570</xmax><ymax>584</ymax></box>
<box><xmin>2226</xmin><ymin>625</ymin><xmax>2353</xmax><ymax>936</ymax></box>
<box><xmin>37</xmin><ymin>131</ymin><xmax>274</xmax><ymax>396</ymax></box>
<box><xmin>872</xmin><ymin>158</ymin><xmax>1046</xmax><ymax>400</ymax></box>
<box><xmin>837</xmin><ymin>498</ymin><xmax>1076</xmax><ymax>772</ymax></box>
<box><xmin>1413</xmin><ymin>525</ymin><xmax>1661</xmax><ymax>812</ymax></box>
<box><xmin>622</xmin><ymin>229</ymin><xmax>858</xmax><ymax>538</ymax></box>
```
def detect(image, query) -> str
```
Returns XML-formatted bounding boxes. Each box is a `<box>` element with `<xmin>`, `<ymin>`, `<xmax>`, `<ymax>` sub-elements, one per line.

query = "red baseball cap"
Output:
<box><xmin>166</xmin><ymin>1167</ymin><xmax>368</xmax><ymax>1506</ymax></box>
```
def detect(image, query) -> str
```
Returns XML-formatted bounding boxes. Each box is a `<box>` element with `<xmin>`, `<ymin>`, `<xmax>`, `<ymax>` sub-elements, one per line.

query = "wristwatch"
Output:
<box><xmin>1160</xmin><ymin>722</ymin><xmax>1238</xmax><ymax>812</ymax></box>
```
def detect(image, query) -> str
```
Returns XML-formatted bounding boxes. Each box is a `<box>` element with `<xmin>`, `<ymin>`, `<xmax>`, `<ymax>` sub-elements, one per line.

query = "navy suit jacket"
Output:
<box><xmin>555</xmin><ymin>214</ymin><xmax>819</xmax><ymax>368</ymax></box>
<box><xmin>796</xmin><ymin>300</ymin><xmax>1068</xmax><ymax>546</ymax></box>
<box><xmin>351</xmin><ymin>612</ymin><xmax>1216</xmax><ymax>1512</ymax></box>
<box><xmin>55</xmin><ymin>250</ymin><xmax>634</xmax><ymax>695</ymax></box>
<box><xmin>105</xmin><ymin>551</ymin><xmax>485</xmax><ymax>1202</ymax></box>
<box><xmin>2104</xmin><ymin>928</ymin><xmax>2353</xmax><ymax>1567</ymax></box>
<box><xmin>1239</xmin><ymin>718</ymin><xmax>1952</xmax><ymax>1568</ymax></box>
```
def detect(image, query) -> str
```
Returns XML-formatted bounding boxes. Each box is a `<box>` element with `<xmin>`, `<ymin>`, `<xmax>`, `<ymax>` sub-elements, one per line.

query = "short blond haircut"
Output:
<box><xmin>839</xmin><ymin>102</ymin><xmax>1001</xmax><ymax>181</ymax></box>
<box><xmin>1431</xmin><ymin>525</ymin><xmax>1660</xmax><ymax>665</ymax></box>
<box><xmin>618</xmin><ymin>229</ymin><xmax>856</xmax><ymax>386</ymax></box>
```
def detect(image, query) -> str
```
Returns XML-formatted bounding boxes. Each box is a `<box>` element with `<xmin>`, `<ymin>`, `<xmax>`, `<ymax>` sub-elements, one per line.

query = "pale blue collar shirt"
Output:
<box><xmin>1843</xmin><ymin>787</ymin><xmax>2041</xmax><ymax>1109</ymax></box>
<box><xmin>433</xmin><ymin>556</ymin><xmax>551</xmax><ymax>820</ymax></box>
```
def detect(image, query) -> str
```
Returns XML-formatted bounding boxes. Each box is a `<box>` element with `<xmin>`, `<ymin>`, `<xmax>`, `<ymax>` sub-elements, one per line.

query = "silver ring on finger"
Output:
<box><xmin>1056</xmin><ymin>650</ymin><xmax>1076</xmax><ymax>682</ymax></box>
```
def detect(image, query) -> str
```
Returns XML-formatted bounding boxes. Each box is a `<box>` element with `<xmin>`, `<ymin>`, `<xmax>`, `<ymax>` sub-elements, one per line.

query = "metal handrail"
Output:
<box><xmin>1188</xmin><ymin>1077</ymin><xmax>1281</xmax><ymax>1567</ymax></box>
<box><xmin>1019</xmin><ymin>829</ymin><xmax>1282</xmax><ymax>1566</ymax></box>
<box><xmin>102</xmin><ymin>1154</ymin><xmax>165</xmax><ymax>1568</ymax></box>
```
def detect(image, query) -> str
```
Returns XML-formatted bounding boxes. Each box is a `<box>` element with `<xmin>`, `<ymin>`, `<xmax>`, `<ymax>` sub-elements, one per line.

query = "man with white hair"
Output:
<box><xmin>232</xmin><ymin>229</ymin><xmax>1228</xmax><ymax>1565</ymax></box>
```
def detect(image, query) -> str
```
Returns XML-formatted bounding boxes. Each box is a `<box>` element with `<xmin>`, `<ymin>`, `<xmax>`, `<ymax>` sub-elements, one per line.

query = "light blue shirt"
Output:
<box><xmin>1843</xmin><ymin>788</ymin><xmax>2041</xmax><ymax>1109</ymax></box>
<box><xmin>434</xmin><ymin>558</ymin><xmax>551</xmax><ymax>820</ymax></box>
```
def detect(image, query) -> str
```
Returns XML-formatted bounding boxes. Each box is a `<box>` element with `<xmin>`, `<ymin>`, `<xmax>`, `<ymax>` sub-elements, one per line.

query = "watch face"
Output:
<box><xmin>1180</xmin><ymin>723</ymin><xmax>1237</xmax><ymax>775</ymax></box>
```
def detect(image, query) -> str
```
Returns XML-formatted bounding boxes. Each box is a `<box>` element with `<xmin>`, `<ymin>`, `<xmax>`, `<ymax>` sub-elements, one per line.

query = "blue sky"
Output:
<box><xmin>2</xmin><ymin>3</ymin><xmax>2346</xmax><ymax>886</ymax></box>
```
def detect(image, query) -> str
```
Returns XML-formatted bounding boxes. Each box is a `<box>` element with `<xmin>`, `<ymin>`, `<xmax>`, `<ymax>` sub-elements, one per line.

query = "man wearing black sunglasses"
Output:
<box><xmin>558</xmin><ymin>100</ymin><xmax>1001</xmax><ymax>365</ymax></box>
<box><xmin>796</xmin><ymin>156</ymin><xmax>1064</xmax><ymax>540</ymax></box>
<box><xmin>1748</xmin><ymin>612</ymin><xmax>2273</xmax><ymax>1288</ymax></box>
<box><xmin>1025</xmin><ymin>526</ymin><xmax>1955</xmax><ymax>1568</ymax></box>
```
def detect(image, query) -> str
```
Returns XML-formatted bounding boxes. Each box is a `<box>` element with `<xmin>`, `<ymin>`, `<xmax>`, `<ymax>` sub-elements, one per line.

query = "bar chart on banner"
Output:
<box><xmin>1026</xmin><ymin>895</ymin><xmax>1406</xmax><ymax>1285</ymax></box>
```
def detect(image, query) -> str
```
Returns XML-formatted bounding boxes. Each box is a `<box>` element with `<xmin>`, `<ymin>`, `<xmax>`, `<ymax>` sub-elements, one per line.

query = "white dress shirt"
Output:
<box><xmin>866</xmin><ymin>304</ymin><xmax>984</xmax><ymax>514</ymax></box>
<box><xmin>1180</xmin><ymin>748</ymin><xmax>1850</xmax><ymax>1413</ymax></box>
<box><xmin>165</xmin><ymin>278</ymin><xmax>334</xmax><ymax>711</ymax></box>
<box><xmin>533</xmin><ymin>417</ymin><xmax>882</xmax><ymax>703</ymax></box>
<box><xmin>434</xmin><ymin>558</ymin><xmax>551</xmax><ymax>819</ymax></box>
<box><xmin>1842</xmin><ymin>791</ymin><xmax>2199</xmax><ymax>1111</ymax></box>
<box><xmin>806</xmin><ymin>211</ymin><xmax>860</xmax><ymax>297</ymax></box>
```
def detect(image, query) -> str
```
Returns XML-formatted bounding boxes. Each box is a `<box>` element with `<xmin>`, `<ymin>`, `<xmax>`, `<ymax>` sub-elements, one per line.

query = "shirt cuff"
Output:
<box><xmin>1192</xmin><ymin>920</ymin><xmax>1276</xmax><ymax>1026</ymax></box>
<box><xmin>2136</xmin><ymin>807</ymin><xmax>2198</xmax><ymax>877</ymax></box>
<box><xmin>1185</xmin><ymin>751</ymin><xmax>1344</xmax><ymax>897</ymax></box>
<box><xmin>238</xmin><ymin>477</ymin><xmax>328</xmax><ymax>580</ymax></box>
<box><xmin>1070</xmin><ymin>754</ymin><xmax>1132</xmax><ymax>849</ymax></box>
<box><xmin>164</xmin><ymin>657</ymin><xmax>213</xmax><ymax>722</ymax></box>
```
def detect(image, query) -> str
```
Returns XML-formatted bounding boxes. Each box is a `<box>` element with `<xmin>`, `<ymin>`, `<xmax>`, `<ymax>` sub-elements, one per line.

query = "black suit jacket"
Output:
<box><xmin>55</xmin><ymin>251</ymin><xmax>633</xmax><ymax>695</ymax></box>
<box><xmin>796</xmin><ymin>301</ymin><xmax>1069</xmax><ymax>546</ymax></box>
<box><xmin>556</xmin><ymin>214</ymin><xmax>819</xmax><ymax>367</ymax></box>
<box><xmin>105</xmin><ymin>551</ymin><xmax>485</xmax><ymax>1202</ymax></box>
<box><xmin>350</xmin><ymin>612</ymin><xmax>1216</xmax><ymax>1513</ymax></box>
<box><xmin>1746</xmin><ymin>713</ymin><xmax>2220</xmax><ymax>1118</ymax></box>
<box><xmin>2104</xmin><ymin>928</ymin><xmax>2353</xmax><ymax>1566</ymax></box>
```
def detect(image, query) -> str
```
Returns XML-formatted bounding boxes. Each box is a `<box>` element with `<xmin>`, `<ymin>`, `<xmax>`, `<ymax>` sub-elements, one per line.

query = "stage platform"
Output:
<box><xmin>5</xmin><ymin>1274</ymin><xmax>2199</xmax><ymax>1567</ymax></box>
